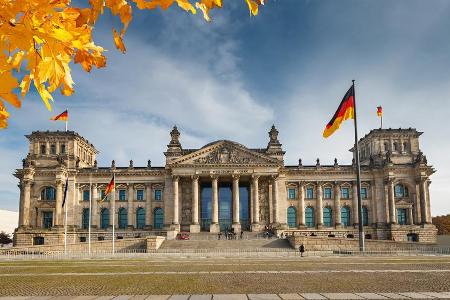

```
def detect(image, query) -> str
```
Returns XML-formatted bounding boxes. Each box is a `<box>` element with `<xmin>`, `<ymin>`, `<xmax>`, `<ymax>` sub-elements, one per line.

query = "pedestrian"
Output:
<box><xmin>218</xmin><ymin>232</ymin><xmax>221</xmax><ymax>240</ymax></box>
<box><xmin>240</xmin><ymin>230</ymin><xmax>244</xmax><ymax>239</ymax></box>
<box><xmin>299</xmin><ymin>244</ymin><xmax>305</xmax><ymax>257</ymax></box>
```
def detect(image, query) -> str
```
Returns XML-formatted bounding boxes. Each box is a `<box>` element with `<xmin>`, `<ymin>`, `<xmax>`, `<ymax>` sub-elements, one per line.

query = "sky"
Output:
<box><xmin>0</xmin><ymin>0</ymin><xmax>449</xmax><ymax>216</ymax></box>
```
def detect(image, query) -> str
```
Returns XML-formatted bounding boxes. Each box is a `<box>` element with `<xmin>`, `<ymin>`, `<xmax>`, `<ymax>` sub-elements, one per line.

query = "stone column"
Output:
<box><xmin>21</xmin><ymin>180</ymin><xmax>32</xmax><ymax>227</ymax></box>
<box><xmin>145</xmin><ymin>183</ymin><xmax>152</xmax><ymax>228</ymax></box>
<box><xmin>172</xmin><ymin>176</ymin><xmax>180</xmax><ymax>230</ymax></box>
<box><xmin>334</xmin><ymin>182</ymin><xmax>342</xmax><ymax>228</ymax></box>
<box><xmin>299</xmin><ymin>182</ymin><xmax>305</xmax><ymax>228</ymax></box>
<box><xmin>232</xmin><ymin>174</ymin><xmax>241</xmax><ymax>233</ymax></box>
<box><xmin>127</xmin><ymin>183</ymin><xmax>134</xmax><ymax>228</ymax></box>
<box><xmin>414</xmin><ymin>181</ymin><xmax>422</xmax><ymax>225</ymax></box>
<box><xmin>352</xmin><ymin>181</ymin><xmax>359</xmax><ymax>226</ymax></box>
<box><xmin>316</xmin><ymin>182</ymin><xmax>323</xmax><ymax>229</ymax></box>
<box><xmin>251</xmin><ymin>175</ymin><xmax>260</xmax><ymax>231</ymax></box>
<box><xmin>190</xmin><ymin>175</ymin><xmax>200</xmax><ymax>233</ymax></box>
<box><xmin>92</xmin><ymin>184</ymin><xmax>98</xmax><ymax>228</ymax></box>
<box><xmin>420</xmin><ymin>179</ymin><xmax>431</xmax><ymax>224</ymax></box>
<box><xmin>408</xmin><ymin>207</ymin><xmax>414</xmax><ymax>225</ymax></box>
<box><xmin>55</xmin><ymin>179</ymin><xmax>63</xmax><ymax>226</ymax></box>
<box><xmin>18</xmin><ymin>182</ymin><xmax>24</xmax><ymax>227</ymax></box>
<box><xmin>272</xmin><ymin>175</ymin><xmax>279</xmax><ymax>225</ymax></box>
<box><xmin>388</xmin><ymin>179</ymin><xmax>397</xmax><ymax>224</ymax></box>
<box><xmin>210</xmin><ymin>175</ymin><xmax>220</xmax><ymax>233</ymax></box>
<box><xmin>370</xmin><ymin>182</ymin><xmax>377</xmax><ymax>226</ymax></box>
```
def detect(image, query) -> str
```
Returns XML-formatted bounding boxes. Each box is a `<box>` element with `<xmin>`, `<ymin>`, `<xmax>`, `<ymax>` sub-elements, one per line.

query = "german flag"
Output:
<box><xmin>50</xmin><ymin>110</ymin><xmax>68</xmax><ymax>121</ymax></box>
<box><xmin>323</xmin><ymin>85</ymin><xmax>355</xmax><ymax>138</ymax></box>
<box><xmin>377</xmin><ymin>106</ymin><xmax>383</xmax><ymax>117</ymax></box>
<box><xmin>99</xmin><ymin>175</ymin><xmax>115</xmax><ymax>203</ymax></box>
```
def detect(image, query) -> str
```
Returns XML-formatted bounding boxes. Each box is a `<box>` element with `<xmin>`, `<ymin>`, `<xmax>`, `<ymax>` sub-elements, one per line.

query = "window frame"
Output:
<box><xmin>323</xmin><ymin>187</ymin><xmax>332</xmax><ymax>199</ymax></box>
<box><xmin>154</xmin><ymin>189</ymin><xmax>162</xmax><ymax>201</ymax></box>
<box><xmin>118</xmin><ymin>189</ymin><xmax>127</xmax><ymax>201</ymax></box>
<box><xmin>82</xmin><ymin>190</ymin><xmax>90</xmax><ymax>202</ymax></box>
<box><xmin>323</xmin><ymin>207</ymin><xmax>332</xmax><ymax>227</ymax></box>
<box><xmin>341</xmin><ymin>187</ymin><xmax>350</xmax><ymax>199</ymax></box>
<box><xmin>287</xmin><ymin>188</ymin><xmax>296</xmax><ymax>200</ymax></box>
<box><xmin>305</xmin><ymin>207</ymin><xmax>315</xmax><ymax>228</ymax></box>
<box><xmin>136</xmin><ymin>189</ymin><xmax>144</xmax><ymax>201</ymax></box>
<box><xmin>305</xmin><ymin>187</ymin><xmax>314</xmax><ymax>199</ymax></box>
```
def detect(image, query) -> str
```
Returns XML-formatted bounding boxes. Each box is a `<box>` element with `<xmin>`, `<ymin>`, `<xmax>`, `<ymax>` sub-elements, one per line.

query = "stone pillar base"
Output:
<box><xmin>232</xmin><ymin>223</ymin><xmax>241</xmax><ymax>233</ymax></box>
<box><xmin>166</xmin><ymin>230</ymin><xmax>178</xmax><ymax>240</ymax></box>
<box><xmin>278</xmin><ymin>223</ymin><xmax>288</xmax><ymax>230</ymax></box>
<box><xmin>170</xmin><ymin>223</ymin><xmax>180</xmax><ymax>231</ymax></box>
<box><xmin>298</xmin><ymin>224</ymin><xmax>307</xmax><ymax>230</ymax></box>
<box><xmin>317</xmin><ymin>224</ymin><xmax>324</xmax><ymax>230</ymax></box>
<box><xmin>209</xmin><ymin>223</ymin><xmax>220</xmax><ymax>233</ymax></box>
<box><xmin>335</xmin><ymin>224</ymin><xmax>343</xmax><ymax>229</ymax></box>
<box><xmin>190</xmin><ymin>224</ymin><xmax>201</xmax><ymax>233</ymax></box>
<box><xmin>251</xmin><ymin>223</ymin><xmax>262</xmax><ymax>232</ymax></box>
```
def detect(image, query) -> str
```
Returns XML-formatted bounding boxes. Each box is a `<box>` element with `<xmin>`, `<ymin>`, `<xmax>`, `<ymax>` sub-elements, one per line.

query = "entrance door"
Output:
<box><xmin>200</xmin><ymin>185</ymin><xmax>212</xmax><ymax>231</ymax></box>
<box><xmin>219</xmin><ymin>185</ymin><xmax>232</xmax><ymax>231</ymax></box>
<box><xmin>239</xmin><ymin>186</ymin><xmax>250</xmax><ymax>231</ymax></box>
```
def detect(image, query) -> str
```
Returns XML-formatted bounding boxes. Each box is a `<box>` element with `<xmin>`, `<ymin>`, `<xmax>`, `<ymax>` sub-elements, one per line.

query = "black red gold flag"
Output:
<box><xmin>323</xmin><ymin>85</ymin><xmax>355</xmax><ymax>138</ymax></box>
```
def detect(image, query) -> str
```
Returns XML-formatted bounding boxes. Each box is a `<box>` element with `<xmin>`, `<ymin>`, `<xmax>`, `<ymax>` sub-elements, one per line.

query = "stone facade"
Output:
<box><xmin>13</xmin><ymin>126</ymin><xmax>437</xmax><ymax>246</ymax></box>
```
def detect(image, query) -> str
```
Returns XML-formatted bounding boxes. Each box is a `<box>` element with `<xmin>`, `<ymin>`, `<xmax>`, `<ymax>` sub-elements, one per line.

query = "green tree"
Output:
<box><xmin>0</xmin><ymin>231</ymin><xmax>13</xmax><ymax>247</ymax></box>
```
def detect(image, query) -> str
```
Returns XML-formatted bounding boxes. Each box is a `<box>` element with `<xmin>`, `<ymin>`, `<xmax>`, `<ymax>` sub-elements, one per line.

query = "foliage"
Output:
<box><xmin>0</xmin><ymin>231</ymin><xmax>13</xmax><ymax>246</ymax></box>
<box><xmin>433</xmin><ymin>215</ymin><xmax>450</xmax><ymax>235</ymax></box>
<box><xmin>0</xmin><ymin>0</ymin><xmax>265</xmax><ymax>129</ymax></box>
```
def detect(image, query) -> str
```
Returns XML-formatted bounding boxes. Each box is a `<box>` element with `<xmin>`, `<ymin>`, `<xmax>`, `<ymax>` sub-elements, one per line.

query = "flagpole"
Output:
<box><xmin>112</xmin><ymin>173</ymin><xmax>115</xmax><ymax>255</ymax></box>
<box><xmin>65</xmin><ymin>108</ymin><xmax>68</xmax><ymax>132</ymax></box>
<box><xmin>352</xmin><ymin>80</ymin><xmax>365</xmax><ymax>253</ymax></box>
<box><xmin>64</xmin><ymin>153</ymin><xmax>69</xmax><ymax>255</ymax></box>
<box><xmin>88</xmin><ymin>175</ymin><xmax>92</xmax><ymax>256</ymax></box>
<box><xmin>381</xmin><ymin>114</ymin><xmax>383</xmax><ymax>129</ymax></box>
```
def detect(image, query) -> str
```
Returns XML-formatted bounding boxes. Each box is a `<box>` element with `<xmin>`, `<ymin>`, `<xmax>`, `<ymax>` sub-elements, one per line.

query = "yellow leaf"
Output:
<box><xmin>133</xmin><ymin>0</ymin><xmax>174</xmax><ymax>10</ymax></box>
<box><xmin>175</xmin><ymin>0</ymin><xmax>196</xmax><ymax>14</ymax></box>
<box><xmin>113</xmin><ymin>28</ymin><xmax>126</xmax><ymax>53</ymax></box>
<box><xmin>34</xmin><ymin>81</ymin><xmax>54</xmax><ymax>111</ymax></box>
<box><xmin>195</xmin><ymin>2</ymin><xmax>211</xmax><ymax>22</ymax></box>
<box><xmin>19</xmin><ymin>75</ymin><xmax>32</xmax><ymax>99</ymax></box>
<box><xmin>0</xmin><ymin>71</ymin><xmax>21</xmax><ymax>108</ymax></box>
<box><xmin>245</xmin><ymin>0</ymin><xmax>259</xmax><ymax>16</ymax></box>
<box><xmin>8</xmin><ymin>51</ymin><xmax>25</xmax><ymax>71</ymax></box>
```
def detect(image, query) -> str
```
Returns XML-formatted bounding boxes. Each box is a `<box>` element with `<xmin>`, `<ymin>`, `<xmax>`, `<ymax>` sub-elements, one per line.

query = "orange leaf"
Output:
<box><xmin>113</xmin><ymin>29</ymin><xmax>126</xmax><ymax>53</ymax></box>
<box><xmin>0</xmin><ymin>71</ymin><xmax>21</xmax><ymax>108</ymax></box>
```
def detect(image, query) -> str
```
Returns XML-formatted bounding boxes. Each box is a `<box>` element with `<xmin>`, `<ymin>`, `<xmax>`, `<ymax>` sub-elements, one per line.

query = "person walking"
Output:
<box><xmin>299</xmin><ymin>244</ymin><xmax>305</xmax><ymax>257</ymax></box>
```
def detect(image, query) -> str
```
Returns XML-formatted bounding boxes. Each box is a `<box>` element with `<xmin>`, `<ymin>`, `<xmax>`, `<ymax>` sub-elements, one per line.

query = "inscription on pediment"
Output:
<box><xmin>193</xmin><ymin>147</ymin><xmax>256</xmax><ymax>164</ymax></box>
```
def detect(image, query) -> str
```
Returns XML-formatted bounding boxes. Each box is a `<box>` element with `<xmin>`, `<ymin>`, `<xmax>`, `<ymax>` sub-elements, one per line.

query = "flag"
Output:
<box><xmin>50</xmin><ymin>110</ymin><xmax>68</xmax><ymax>121</ymax></box>
<box><xmin>377</xmin><ymin>106</ymin><xmax>383</xmax><ymax>117</ymax></box>
<box><xmin>62</xmin><ymin>178</ymin><xmax>69</xmax><ymax>207</ymax></box>
<box><xmin>99</xmin><ymin>175</ymin><xmax>115</xmax><ymax>203</ymax></box>
<box><xmin>323</xmin><ymin>85</ymin><xmax>355</xmax><ymax>138</ymax></box>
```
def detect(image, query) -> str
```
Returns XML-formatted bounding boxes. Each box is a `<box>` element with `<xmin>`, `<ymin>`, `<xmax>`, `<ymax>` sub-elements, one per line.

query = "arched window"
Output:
<box><xmin>362</xmin><ymin>206</ymin><xmax>369</xmax><ymax>226</ymax></box>
<box><xmin>136</xmin><ymin>208</ymin><xmax>146</xmax><ymax>229</ymax></box>
<box><xmin>323</xmin><ymin>207</ymin><xmax>332</xmax><ymax>227</ymax></box>
<box><xmin>403</xmin><ymin>142</ymin><xmax>409</xmax><ymax>152</ymax></box>
<box><xmin>40</xmin><ymin>144</ymin><xmax>46</xmax><ymax>154</ymax></box>
<box><xmin>118</xmin><ymin>208</ymin><xmax>128</xmax><ymax>229</ymax></box>
<box><xmin>393</xmin><ymin>142</ymin><xmax>399</xmax><ymax>152</ymax></box>
<box><xmin>341</xmin><ymin>206</ymin><xmax>351</xmax><ymax>227</ymax></box>
<box><xmin>50</xmin><ymin>144</ymin><xmax>56</xmax><ymax>154</ymax></box>
<box><xmin>60</xmin><ymin>144</ymin><xmax>66</xmax><ymax>154</ymax></box>
<box><xmin>395</xmin><ymin>184</ymin><xmax>409</xmax><ymax>198</ymax></box>
<box><xmin>100</xmin><ymin>208</ymin><xmax>109</xmax><ymax>229</ymax></box>
<box><xmin>41</xmin><ymin>187</ymin><xmax>56</xmax><ymax>201</ymax></box>
<box><xmin>154</xmin><ymin>208</ymin><xmax>164</xmax><ymax>229</ymax></box>
<box><xmin>287</xmin><ymin>206</ymin><xmax>297</xmax><ymax>228</ymax></box>
<box><xmin>305</xmin><ymin>207</ymin><xmax>315</xmax><ymax>228</ymax></box>
<box><xmin>82</xmin><ymin>208</ymin><xmax>90</xmax><ymax>229</ymax></box>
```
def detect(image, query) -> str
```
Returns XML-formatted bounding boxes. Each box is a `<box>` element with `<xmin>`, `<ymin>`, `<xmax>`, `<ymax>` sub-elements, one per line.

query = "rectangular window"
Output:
<box><xmin>288</xmin><ymin>188</ymin><xmax>296</xmax><ymax>200</ymax></box>
<box><xmin>137</xmin><ymin>189</ymin><xmax>144</xmax><ymax>201</ymax></box>
<box><xmin>306</xmin><ymin>187</ymin><xmax>314</xmax><ymax>199</ymax></box>
<box><xmin>155</xmin><ymin>189</ymin><xmax>162</xmax><ymax>201</ymax></box>
<box><xmin>83</xmin><ymin>190</ymin><xmax>90</xmax><ymax>201</ymax></box>
<box><xmin>60</xmin><ymin>144</ymin><xmax>66</xmax><ymax>154</ymax></box>
<box><xmin>119</xmin><ymin>189</ymin><xmax>126</xmax><ymax>201</ymax></box>
<box><xmin>324</xmin><ymin>187</ymin><xmax>332</xmax><ymax>199</ymax></box>
<box><xmin>361</xmin><ymin>188</ymin><xmax>368</xmax><ymax>199</ymax></box>
<box><xmin>43</xmin><ymin>211</ymin><xmax>53</xmax><ymax>229</ymax></box>
<box><xmin>397</xmin><ymin>208</ymin><xmax>408</xmax><ymax>225</ymax></box>
<box><xmin>341</xmin><ymin>187</ymin><xmax>350</xmax><ymax>199</ymax></box>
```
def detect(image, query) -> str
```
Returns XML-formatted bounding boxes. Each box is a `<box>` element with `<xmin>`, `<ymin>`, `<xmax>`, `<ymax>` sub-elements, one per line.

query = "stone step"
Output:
<box><xmin>159</xmin><ymin>238</ymin><xmax>292</xmax><ymax>250</ymax></box>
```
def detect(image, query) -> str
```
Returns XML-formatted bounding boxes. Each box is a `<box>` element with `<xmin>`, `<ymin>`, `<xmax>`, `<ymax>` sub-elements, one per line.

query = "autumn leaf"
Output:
<box><xmin>113</xmin><ymin>29</ymin><xmax>127</xmax><ymax>53</ymax></box>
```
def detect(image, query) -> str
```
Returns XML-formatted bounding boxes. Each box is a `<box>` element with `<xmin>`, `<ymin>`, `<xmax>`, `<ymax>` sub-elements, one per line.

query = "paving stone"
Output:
<box><xmin>112</xmin><ymin>297</ymin><xmax>132</xmax><ymax>300</ymax></box>
<box><xmin>189</xmin><ymin>296</ymin><xmax>212</xmax><ymax>300</ymax></box>
<box><xmin>94</xmin><ymin>297</ymin><xmax>115</xmax><ymax>300</ymax></box>
<box><xmin>129</xmin><ymin>297</ymin><xmax>149</xmax><ymax>300</ymax></box>
<box><xmin>0</xmin><ymin>298</ymin><xmax>31</xmax><ymax>300</ymax></box>
<box><xmin>29</xmin><ymin>298</ymin><xmax>54</xmax><ymax>300</ymax></box>
<box><xmin>248</xmin><ymin>295</ymin><xmax>280</xmax><ymax>300</ymax></box>
<box><xmin>168</xmin><ymin>296</ymin><xmax>190</xmax><ymax>300</ymax></box>
<box><xmin>213</xmin><ymin>295</ymin><xmax>248</xmax><ymax>300</ymax></box>
<box><xmin>397</xmin><ymin>293</ymin><xmax>434</xmax><ymax>299</ymax></box>
<box><xmin>321</xmin><ymin>294</ymin><xmax>364</xmax><ymax>300</ymax></box>
<box><xmin>71</xmin><ymin>297</ymin><xmax>98</xmax><ymax>300</ymax></box>
<box><xmin>377</xmin><ymin>294</ymin><xmax>411</xmax><ymax>299</ymax></box>
<box><xmin>299</xmin><ymin>295</ymin><xmax>327</xmax><ymax>300</ymax></box>
<box><xmin>419</xmin><ymin>293</ymin><xmax>450</xmax><ymax>299</ymax></box>
<box><xmin>278</xmin><ymin>294</ymin><xmax>304</xmax><ymax>300</ymax></box>
<box><xmin>354</xmin><ymin>294</ymin><xmax>389</xmax><ymax>299</ymax></box>
<box><xmin>145</xmin><ymin>296</ymin><xmax>170</xmax><ymax>300</ymax></box>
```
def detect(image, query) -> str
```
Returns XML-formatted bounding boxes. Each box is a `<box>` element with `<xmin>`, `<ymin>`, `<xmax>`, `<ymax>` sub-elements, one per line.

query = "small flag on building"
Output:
<box><xmin>323</xmin><ymin>85</ymin><xmax>355</xmax><ymax>138</ymax></box>
<box><xmin>377</xmin><ymin>106</ymin><xmax>383</xmax><ymax>117</ymax></box>
<box><xmin>62</xmin><ymin>177</ymin><xmax>69</xmax><ymax>208</ymax></box>
<box><xmin>50</xmin><ymin>110</ymin><xmax>68</xmax><ymax>121</ymax></box>
<box><xmin>99</xmin><ymin>175</ymin><xmax>115</xmax><ymax>203</ymax></box>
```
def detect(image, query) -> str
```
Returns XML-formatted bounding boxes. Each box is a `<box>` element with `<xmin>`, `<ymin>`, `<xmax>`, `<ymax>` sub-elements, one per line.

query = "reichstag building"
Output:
<box><xmin>13</xmin><ymin>125</ymin><xmax>437</xmax><ymax>246</ymax></box>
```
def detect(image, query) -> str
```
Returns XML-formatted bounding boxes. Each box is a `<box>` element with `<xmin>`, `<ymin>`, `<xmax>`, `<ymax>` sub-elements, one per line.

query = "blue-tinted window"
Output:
<box><xmin>155</xmin><ymin>189</ymin><xmax>162</xmax><ymax>201</ymax></box>
<box><xmin>397</xmin><ymin>208</ymin><xmax>407</xmax><ymax>225</ymax></box>
<box><xmin>323</xmin><ymin>207</ymin><xmax>332</xmax><ymax>227</ymax></box>
<box><xmin>83</xmin><ymin>190</ymin><xmax>90</xmax><ymax>201</ymax></box>
<box><xmin>137</xmin><ymin>189</ymin><xmax>144</xmax><ymax>201</ymax></box>
<box><xmin>288</xmin><ymin>188</ymin><xmax>296</xmax><ymax>200</ymax></box>
<box><xmin>305</xmin><ymin>207</ymin><xmax>315</xmax><ymax>228</ymax></box>
<box><xmin>341</xmin><ymin>187</ymin><xmax>350</xmax><ymax>199</ymax></box>
<box><xmin>324</xmin><ymin>187</ymin><xmax>332</xmax><ymax>199</ymax></box>
<box><xmin>82</xmin><ymin>208</ymin><xmax>89</xmax><ymax>229</ymax></box>
<box><xmin>395</xmin><ymin>184</ymin><xmax>409</xmax><ymax>198</ymax></box>
<box><xmin>136</xmin><ymin>208</ymin><xmax>145</xmax><ymax>229</ymax></box>
<box><xmin>43</xmin><ymin>211</ymin><xmax>53</xmax><ymax>228</ymax></box>
<box><xmin>41</xmin><ymin>187</ymin><xmax>56</xmax><ymax>201</ymax></box>
<box><xmin>218</xmin><ymin>186</ymin><xmax>232</xmax><ymax>231</ymax></box>
<box><xmin>306</xmin><ymin>187</ymin><xmax>314</xmax><ymax>199</ymax></box>
<box><xmin>287</xmin><ymin>206</ymin><xmax>297</xmax><ymax>228</ymax></box>
<box><xmin>100</xmin><ymin>208</ymin><xmax>109</xmax><ymax>229</ymax></box>
<box><xmin>118</xmin><ymin>208</ymin><xmax>127</xmax><ymax>229</ymax></box>
<box><xmin>361</xmin><ymin>188</ymin><xmax>368</xmax><ymax>199</ymax></box>
<box><xmin>200</xmin><ymin>186</ymin><xmax>212</xmax><ymax>231</ymax></box>
<box><xmin>119</xmin><ymin>189</ymin><xmax>126</xmax><ymax>201</ymax></box>
<box><xmin>341</xmin><ymin>206</ymin><xmax>351</xmax><ymax>226</ymax></box>
<box><xmin>154</xmin><ymin>208</ymin><xmax>164</xmax><ymax>229</ymax></box>
<box><xmin>239</xmin><ymin>186</ymin><xmax>250</xmax><ymax>230</ymax></box>
<box><xmin>362</xmin><ymin>207</ymin><xmax>369</xmax><ymax>226</ymax></box>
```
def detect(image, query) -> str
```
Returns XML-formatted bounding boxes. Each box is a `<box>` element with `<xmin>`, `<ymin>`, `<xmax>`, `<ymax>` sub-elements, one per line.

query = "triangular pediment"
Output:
<box><xmin>169</xmin><ymin>140</ymin><xmax>281</xmax><ymax>167</ymax></box>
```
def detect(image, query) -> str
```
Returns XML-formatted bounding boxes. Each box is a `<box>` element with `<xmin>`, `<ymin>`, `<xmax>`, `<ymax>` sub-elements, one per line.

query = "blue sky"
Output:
<box><xmin>1</xmin><ymin>0</ymin><xmax>449</xmax><ymax>215</ymax></box>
